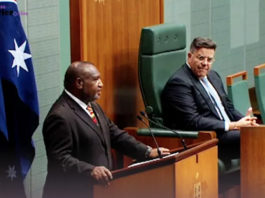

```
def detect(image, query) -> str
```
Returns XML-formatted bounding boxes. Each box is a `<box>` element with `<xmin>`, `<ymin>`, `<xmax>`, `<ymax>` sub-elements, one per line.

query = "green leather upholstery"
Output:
<box><xmin>227</xmin><ymin>80</ymin><xmax>251</xmax><ymax>115</ymax></box>
<box><xmin>138</xmin><ymin>23</ymin><xmax>186</xmax><ymax>126</ymax></box>
<box><xmin>255</xmin><ymin>72</ymin><xmax>265</xmax><ymax>123</ymax></box>
<box><xmin>137</xmin><ymin>128</ymin><xmax>199</xmax><ymax>138</ymax></box>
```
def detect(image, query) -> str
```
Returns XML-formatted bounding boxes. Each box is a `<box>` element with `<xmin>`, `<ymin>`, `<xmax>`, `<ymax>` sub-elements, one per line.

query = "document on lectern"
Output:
<box><xmin>128</xmin><ymin>152</ymin><xmax>179</xmax><ymax>168</ymax></box>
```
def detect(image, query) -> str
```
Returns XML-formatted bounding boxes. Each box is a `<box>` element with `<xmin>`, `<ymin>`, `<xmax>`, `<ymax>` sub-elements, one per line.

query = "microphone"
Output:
<box><xmin>140</xmin><ymin>111</ymin><xmax>187</xmax><ymax>150</ymax></box>
<box><xmin>137</xmin><ymin>115</ymin><xmax>162</xmax><ymax>159</ymax></box>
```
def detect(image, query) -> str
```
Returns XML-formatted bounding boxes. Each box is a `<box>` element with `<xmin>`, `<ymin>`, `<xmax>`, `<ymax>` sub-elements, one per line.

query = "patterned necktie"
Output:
<box><xmin>201</xmin><ymin>77</ymin><xmax>230</xmax><ymax>122</ymax></box>
<box><xmin>87</xmin><ymin>104</ymin><xmax>98</xmax><ymax>125</ymax></box>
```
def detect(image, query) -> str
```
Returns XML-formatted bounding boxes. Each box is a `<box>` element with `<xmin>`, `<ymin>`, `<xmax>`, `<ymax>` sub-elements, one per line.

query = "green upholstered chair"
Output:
<box><xmin>218</xmin><ymin>71</ymin><xmax>258</xmax><ymax>178</ymax></box>
<box><xmin>254</xmin><ymin>64</ymin><xmax>265</xmax><ymax>123</ymax></box>
<box><xmin>215</xmin><ymin>71</ymin><xmax>257</xmax><ymax>192</ymax></box>
<box><xmin>227</xmin><ymin>71</ymin><xmax>262</xmax><ymax>122</ymax></box>
<box><xmin>224</xmin><ymin>71</ymin><xmax>254</xmax><ymax>175</ymax></box>
<box><xmin>138</xmin><ymin>23</ymin><xmax>186</xmax><ymax>127</ymax></box>
<box><xmin>226</xmin><ymin>71</ymin><xmax>251</xmax><ymax>116</ymax></box>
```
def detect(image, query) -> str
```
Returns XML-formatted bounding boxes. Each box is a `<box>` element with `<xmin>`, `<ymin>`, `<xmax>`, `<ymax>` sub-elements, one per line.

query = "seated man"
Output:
<box><xmin>161</xmin><ymin>37</ymin><xmax>257</xmax><ymax>161</ymax></box>
<box><xmin>42</xmin><ymin>61</ymin><xmax>170</xmax><ymax>198</ymax></box>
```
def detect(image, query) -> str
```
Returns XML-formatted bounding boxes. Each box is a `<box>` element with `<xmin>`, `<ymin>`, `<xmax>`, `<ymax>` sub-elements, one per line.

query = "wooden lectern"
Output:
<box><xmin>94</xmin><ymin>139</ymin><xmax>218</xmax><ymax>198</ymax></box>
<box><xmin>241</xmin><ymin>125</ymin><xmax>265</xmax><ymax>198</ymax></box>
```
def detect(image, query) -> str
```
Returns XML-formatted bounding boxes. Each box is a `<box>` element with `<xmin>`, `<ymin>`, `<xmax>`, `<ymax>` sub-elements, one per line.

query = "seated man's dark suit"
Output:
<box><xmin>161</xmin><ymin>64</ymin><xmax>244</xmax><ymax>160</ymax></box>
<box><xmin>42</xmin><ymin>91</ymin><xmax>148</xmax><ymax>198</ymax></box>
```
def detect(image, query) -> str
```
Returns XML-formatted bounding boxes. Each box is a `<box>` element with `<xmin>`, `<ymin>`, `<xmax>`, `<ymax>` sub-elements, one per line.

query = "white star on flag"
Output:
<box><xmin>6</xmin><ymin>166</ymin><xmax>17</xmax><ymax>181</ymax></box>
<box><xmin>8</xmin><ymin>39</ymin><xmax>31</xmax><ymax>77</ymax></box>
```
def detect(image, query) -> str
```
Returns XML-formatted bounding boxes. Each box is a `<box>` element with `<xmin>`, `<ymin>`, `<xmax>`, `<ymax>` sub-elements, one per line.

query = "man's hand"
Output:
<box><xmin>245</xmin><ymin>107</ymin><xmax>259</xmax><ymax>126</ymax></box>
<box><xmin>149</xmin><ymin>147</ymin><xmax>170</xmax><ymax>158</ymax></box>
<box><xmin>230</xmin><ymin>107</ymin><xmax>259</xmax><ymax>130</ymax></box>
<box><xmin>236</xmin><ymin>116</ymin><xmax>258</xmax><ymax>128</ymax></box>
<box><xmin>236</xmin><ymin>116</ymin><xmax>255</xmax><ymax>128</ymax></box>
<box><xmin>229</xmin><ymin>107</ymin><xmax>259</xmax><ymax>130</ymax></box>
<box><xmin>91</xmin><ymin>166</ymin><xmax>113</xmax><ymax>186</ymax></box>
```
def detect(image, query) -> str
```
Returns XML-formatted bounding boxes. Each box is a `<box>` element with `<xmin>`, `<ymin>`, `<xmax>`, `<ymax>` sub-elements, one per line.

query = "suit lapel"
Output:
<box><xmin>63</xmin><ymin>92</ymin><xmax>106</xmax><ymax>143</ymax></box>
<box><xmin>183</xmin><ymin>65</ymin><xmax>220</xmax><ymax>118</ymax></box>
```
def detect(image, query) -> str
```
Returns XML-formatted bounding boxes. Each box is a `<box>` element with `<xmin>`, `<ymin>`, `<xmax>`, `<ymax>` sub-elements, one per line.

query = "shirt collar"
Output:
<box><xmin>186</xmin><ymin>61</ymin><xmax>191</xmax><ymax>69</ymax></box>
<box><xmin>64</xmin><ymin>89</ymin><xmax>90</xmax><ymax>110</ymax></box>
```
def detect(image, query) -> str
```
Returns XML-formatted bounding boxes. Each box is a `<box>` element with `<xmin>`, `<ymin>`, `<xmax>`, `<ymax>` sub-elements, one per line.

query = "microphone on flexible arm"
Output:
<box><xmin>140</xmin><ymin>111</ymin><xmax>187</xmax><ymax>150</ymax></box>
<box><xmin>136</xmin><ymin>115</ymin><xmax>162</xmax><ymax>159</ymax></box>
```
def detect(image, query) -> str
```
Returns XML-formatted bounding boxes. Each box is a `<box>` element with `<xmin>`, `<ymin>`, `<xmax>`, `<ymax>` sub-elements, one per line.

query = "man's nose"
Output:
<box><xmin>202</xmin><ymin>58</ymin><xmax>209</xmax><ymax>65</ymax></box>
<box><xmin>98</xmin><ymin>79</ymin><xmax>103</xmax><ymax>87</ymax></box>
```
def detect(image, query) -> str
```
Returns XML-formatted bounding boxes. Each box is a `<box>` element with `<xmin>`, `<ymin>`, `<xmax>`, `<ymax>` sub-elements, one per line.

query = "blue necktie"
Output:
<box><xmin>202</xmin><ymin>77</ymin><xmax>230</xmax><ymax>122</ymax></box>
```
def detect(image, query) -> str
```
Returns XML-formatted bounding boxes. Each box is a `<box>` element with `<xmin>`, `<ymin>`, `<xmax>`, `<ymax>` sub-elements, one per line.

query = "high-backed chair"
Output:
<box><xmin>138</xmin><ymin>23</ymin><xmax>186</xmax><ymax>126</ymax></box>
<box><xmin>254</xmin><ymin>63</ymin><xmax>265</xmax><ymax>123</ymax></box>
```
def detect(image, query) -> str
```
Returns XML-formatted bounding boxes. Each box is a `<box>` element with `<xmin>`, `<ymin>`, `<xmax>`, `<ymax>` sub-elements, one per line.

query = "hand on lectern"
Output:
<box><xmin>149</xmin><ymin>147</ymin><xmax>170</xmax><ymax>158</ymax></box>
<box><xmin>91</xmin><ymin>166</ymin><xmax>113</xmax><ymax>186</ymax></box>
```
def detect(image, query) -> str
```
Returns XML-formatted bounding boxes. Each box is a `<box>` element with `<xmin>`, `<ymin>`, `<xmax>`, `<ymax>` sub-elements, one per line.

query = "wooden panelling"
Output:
<box><xmin>241</xmin><ymin>126</ymin><xmax>265</xmax><ymax>198</ymax></box>
<box><xmin>70</xmin><ymin>0</ymin><xmax>163</xmax><ymax>128</ymax></box>
<box><xmin>94</xmin><ymin>165</ymin><xmax>175</xmax><ymax>198</ymax></box>
<box><xmin>175</xmin><ymin>146</ymin><xmax>218</xmax><ymax>198</ymax></box>
<box><xmin>70</xmin><ymin>0</ymin><xmax>81</xmax><ymax>62</ymax></box>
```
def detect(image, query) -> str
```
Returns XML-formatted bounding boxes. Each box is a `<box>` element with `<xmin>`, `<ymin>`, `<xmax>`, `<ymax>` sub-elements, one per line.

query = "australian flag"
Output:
<box><xmin>0</xmin><ymin>0</ymin><xmax>39</xmax><ymax>197</ymax></box>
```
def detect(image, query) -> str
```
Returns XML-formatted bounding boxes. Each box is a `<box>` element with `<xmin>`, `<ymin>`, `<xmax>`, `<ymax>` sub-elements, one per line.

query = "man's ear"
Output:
<box><xmin>188</xmin><ymin>52</ymin><xmax>192</xmax><ymax>59</ymax></box>
<box><xmin>76</xmin><ymin>78</ymin><xmax>83</xmax><ymax>89</ymax></box>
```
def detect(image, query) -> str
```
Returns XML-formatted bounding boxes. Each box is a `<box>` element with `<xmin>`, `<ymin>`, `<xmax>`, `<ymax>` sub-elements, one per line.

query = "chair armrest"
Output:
<box><xmin>253</xmin><ymin>110</ymin><xmax>261</xmax><ymax>115</ymax></box>
<box><xmin>137</xmin><ymin>128</ymin><xmax>199</xmax><ymax>138</ymax></box>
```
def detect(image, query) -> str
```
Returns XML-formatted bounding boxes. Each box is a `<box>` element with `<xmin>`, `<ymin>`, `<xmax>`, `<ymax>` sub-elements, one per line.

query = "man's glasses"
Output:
<box><xmin>194</xmin><ymin>54</ymin><xmax>215</xmax><ymax>64</ymax></box>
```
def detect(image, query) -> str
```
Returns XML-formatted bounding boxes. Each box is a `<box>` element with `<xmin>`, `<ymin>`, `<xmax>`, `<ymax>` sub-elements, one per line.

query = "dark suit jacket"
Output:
<box><xmin>42</xmin><ymin>91</ymin><xmax>147</xmax><ymax>198</ymax></box>
<box><xmin>161</xmin><ymin>64</ymin><xmax>243</xmax><ymax>134</ymax></box>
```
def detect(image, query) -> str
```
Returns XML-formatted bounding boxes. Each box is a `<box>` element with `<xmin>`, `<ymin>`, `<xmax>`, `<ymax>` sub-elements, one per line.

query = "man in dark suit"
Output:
<box><xmin>161</xmin><ymin>37</ymin><xmax>257</xmax><ymax>161</ymax></box>
<box><xmin>42</xmin><ymin>61</ymin><xmax>170</xmax><ymax>198</ymax></box>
